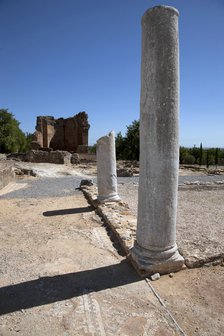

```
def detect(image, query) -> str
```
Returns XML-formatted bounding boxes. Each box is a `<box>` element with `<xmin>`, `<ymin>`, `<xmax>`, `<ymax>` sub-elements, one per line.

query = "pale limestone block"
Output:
<box><xmin>97</xmin><ymin>131</ymin><xmax>120</xmax><ymax>203</ymax></box>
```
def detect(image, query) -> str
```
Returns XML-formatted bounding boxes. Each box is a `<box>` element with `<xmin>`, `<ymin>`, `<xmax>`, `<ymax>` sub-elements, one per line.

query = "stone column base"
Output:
<box><xmin>97</xmin><ymin>194</ymin><xmax>121</xmax><ymax>203</ymax></box>
<box><xmin>130</xmin><ymin>241</ymin><xmax>184</xmax><ymax>276</ymax></box>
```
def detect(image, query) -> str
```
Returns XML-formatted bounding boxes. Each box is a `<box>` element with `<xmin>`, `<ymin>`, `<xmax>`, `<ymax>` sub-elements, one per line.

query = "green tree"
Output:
<box><xmin>189</xmin><ymin>145</ymin><xmax>200</xmax><ymax>164</ymax></box>
<box><xmin>115</xmin><ymin>120</ymin><xmax>140</xmax><ymax>161</ymax></box>
<box><xmin>125</xmin><ymin>120</ymin><xmax>140</xmax><ymax>160</ymax></box>
<box><xmin>199</xmin><ymin>143</ymin><xmax>203</xmax><ymax>166</ymax></box>
<box><xmin>115</xmin><ymin>132</ymin><xmax>126</xmax><ymax>160</ymax></box>
<box><xmin>219</xmin><ymin>148</ymin><xmax>224</xmax><ymax>165</ymax></box>
<box><xmin>215</xmin><ymin>148</ymin><xmax>219</xmax><ymax>167</ymax></box>
<box><xmin>179</xmin><ymin>146</ymin><xmax>189</xmax><ymax>164</ymax></box>
<box><xmin>89</xmin><ymin>144</ymin><xmax>96</xmax><ymax>154</ymax></box>
<box><xmin>0</xmin><ymin>109</ymin><xmax>27</xmax><ymax>153</ymax></box>
<box><xmin>206</xmin><ymin>150</ymin><xmax>211</xmax><ymax>168</ymax></box>
<box><xmin>25</xmin><ymin>132</ymin><xmax>34</xmax><ymax>151</ymax></box>
<box><xmin>115</xmin><ymin>119</ymin><xmax>222</xmax><ymax>167</ymax></box>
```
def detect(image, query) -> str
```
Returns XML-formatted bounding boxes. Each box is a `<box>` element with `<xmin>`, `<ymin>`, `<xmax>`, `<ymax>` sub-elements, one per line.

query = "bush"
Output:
<box><xmin>115</xmin><ymin>120</ymin><xmax>139</xmax><ymax>161</ymax></box>
<box><xmin>0</xmin><ymin>109</ymin><xmax>27</xmax><ymax>153</ymax></box>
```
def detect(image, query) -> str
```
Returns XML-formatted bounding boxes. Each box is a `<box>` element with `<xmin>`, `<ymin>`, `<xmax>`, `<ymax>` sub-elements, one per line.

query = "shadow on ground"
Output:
<box><xmin>43</xmin><ymin>206</ymin><xmax>93</xmax><ymax>216</ymax></box>
<box><xmin>0</xmin><ymin>259</ymin><xmax>141</xmax><ymax>316</ymax></box>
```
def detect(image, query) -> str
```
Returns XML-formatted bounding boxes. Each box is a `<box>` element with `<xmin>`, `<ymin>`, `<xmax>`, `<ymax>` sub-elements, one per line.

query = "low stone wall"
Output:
<box><xmin>7</xmin><ymin>150</ymin><xmax>81</xmax><ymax>165</ymax></box>
<box><xmin>25</xmin><ymin>150</ymin><xmax>71</xmax><ymax>164</ymax></box>
<box><xmin>0</xmin><ymin>161</ymin><xmax>15</xmax><ymax>190</ymax></box>
<box><xmin>79</xmin><ymin>153</ymin><xmax>96</xmax><ymax>162</ymax></box>
<box><xmin>71</xmin><ymin>153</ymin><xmax>80</xmax><ymax>164</ymax></box>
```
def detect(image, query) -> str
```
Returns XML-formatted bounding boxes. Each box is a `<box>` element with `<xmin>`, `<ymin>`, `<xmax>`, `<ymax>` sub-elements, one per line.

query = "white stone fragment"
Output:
<box><xmin>97</xmin><ymin>131</ymin><xmax>120</xmax><ymax>203</ymax></box>
<box><xmin>150</xmin><ymin>273</ymin><xmax>160</xmax><ymax>281</ymax></box>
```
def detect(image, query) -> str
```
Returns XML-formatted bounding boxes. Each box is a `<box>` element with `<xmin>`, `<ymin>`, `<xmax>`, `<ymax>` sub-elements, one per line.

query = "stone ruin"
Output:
<box><xmin>31</xmin><ymin>112</ymin><xmax>90</xmax><ymax>153</ymax></box>
<box><xmin>6</xmin><ymin>112</ymin><xmax>91</xmax><ymax>165</ymax></box>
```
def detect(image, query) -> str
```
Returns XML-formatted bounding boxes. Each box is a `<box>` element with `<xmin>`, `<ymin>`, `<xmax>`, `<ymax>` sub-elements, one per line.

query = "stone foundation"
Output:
<box><xmin>6</xmin><ymin>150</ymin><xmax>84</xmax><ymax>165</ymax></box>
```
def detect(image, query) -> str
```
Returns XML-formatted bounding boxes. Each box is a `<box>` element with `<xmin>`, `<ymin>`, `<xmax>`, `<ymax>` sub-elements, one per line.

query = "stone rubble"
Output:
<box><xmin>80</xmin><ymin>184</ymin><xmax>136</xmax><ymax>256</ymax></box>
<box><xmin>150</xmin><ymin>273</ymin><xmax>161</xmax><ymax>281</ymax></box>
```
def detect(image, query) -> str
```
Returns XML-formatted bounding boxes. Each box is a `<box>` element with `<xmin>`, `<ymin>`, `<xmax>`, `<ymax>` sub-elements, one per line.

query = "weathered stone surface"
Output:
<box><xmin>31</xmin><ymin>112</ymin><xmax>90</xmax><ymax>153</ymax></box>
<box><xmin>30</xmin><ymin>141</ymin><xmax>41</xmax><ymax>150</ymax></box>
<box><xmin>117</xmin><ymin>161</ymin><xmax>139</xmax><ymax>176</ymax></box>
<box><xmin>25</xmin><ymin>150</ymin><xmax>47</xmax><ymax>163</ymax></box>
<box><xmin>25</xmin><ymin>150</ymin><xmax>71</xmax><ymax>164</ymax></box>
<box><xmin>80</xmin><ymin>179</ymin><xmax>93</xmax><ymax>187</ymax></box>
<box><xmin>14</xmin><ymin>167</ymin><xmax>37</xmax><ymax>177</ymax></box>
<box><xmin>78</xmin><ymin>153</ymin><xmax>96</xmax><ymax>162</ymax></box>
<box><xmin>77</xmin><ymin>145</ymin><xmax>89</xmax><ymax>154</ymax></box>
<box><xmin>117</xmin><ymin>168</ymin><xmax>133</xmax><ymax>177</ymax></box>
<box><xmin>130</xmin><ymin>5</ymin><xmax>184</xmax><ymax>275</ymax></box>
<box><xmin>150</xmin><ymin>273</ymin><xmax>161</xmax><ymax>281</ymax></box>
<box><xmin>0</xmin><ymin>161</ymin><xmax>15</xmax><ymax>190</ymax></box>
<box><xmin>97</xmin><ymin>131</ymin><xmax>120</xmax><ymax>203</ymax></box>
<box><xmin>80</xmin><ymin>183</ymin><xmax>136</xmax><ymax>255</ymax></box>
<box><xmin>6</xmin><ymin>153</ymin><xmax>26</xmax><ymax>161</ymax></box>
<box><xmin>71</xmin><ymin>153</ymin><xmax>80</xmax><ymax>164</ymax></box>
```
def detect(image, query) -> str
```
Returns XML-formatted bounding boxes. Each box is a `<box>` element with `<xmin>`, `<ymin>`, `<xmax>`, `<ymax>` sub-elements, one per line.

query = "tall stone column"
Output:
<box><xmin>97</xmin><ymin>131</ymin><xmax>120</xmax><ymax>203</ymax></box>
<box><xmin>131</xmin><ymin>6</ymin><xmax>184</xmax><ymax>275</ymax></box>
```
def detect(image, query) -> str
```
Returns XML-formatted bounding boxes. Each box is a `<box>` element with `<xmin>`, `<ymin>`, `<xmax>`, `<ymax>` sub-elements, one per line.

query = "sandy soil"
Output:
<box><xmin>0</xmin><ymin>162</ymin><xmax>224</xmax><ymax>335</ymax></box>
<box><xmin>0</xmin><ymin>191</ymin><xmax>183</xmax><ymax>336</ymax></box>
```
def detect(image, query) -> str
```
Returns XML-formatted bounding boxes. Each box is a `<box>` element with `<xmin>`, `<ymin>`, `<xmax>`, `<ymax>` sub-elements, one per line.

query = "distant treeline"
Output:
<box><xmin>180</xmin><ymin>145</ymin><xmax>224</xmax><ymax>167</ymax></box>
<box><xmin>114</xmin><ymin>119</ymin><xmax>223</xmax><ymax>166</ymax></box>
<box><xmin>3</xmin><ymin>108</ymin><xmax>221</xmax><ymax>167</ymax></box>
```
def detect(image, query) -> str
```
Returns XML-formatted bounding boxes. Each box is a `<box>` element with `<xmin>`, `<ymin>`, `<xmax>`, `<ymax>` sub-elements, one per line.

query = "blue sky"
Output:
<box><xmin>0</xmin><ymin>0</ymin><xmax>223</xmax><ymax>147</ymax></box>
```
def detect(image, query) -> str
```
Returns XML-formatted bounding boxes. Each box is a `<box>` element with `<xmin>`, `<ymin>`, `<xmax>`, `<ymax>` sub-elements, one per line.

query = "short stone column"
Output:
<box><xmin>97</xmin><ymin>131</ymin><xmax>120</xmax><ymax>203</ymax></box>
<box><xmin>131</xmin><ymin>6</ymin><xmax>184</xmax><ymax>275</ymax></box>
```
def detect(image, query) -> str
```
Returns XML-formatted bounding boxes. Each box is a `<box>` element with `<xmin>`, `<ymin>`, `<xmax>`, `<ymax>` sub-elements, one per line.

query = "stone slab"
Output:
<box><xmin>0</xmin><ymin>161</ymin><xmax>15</xmax><ymax>190</ymax></box>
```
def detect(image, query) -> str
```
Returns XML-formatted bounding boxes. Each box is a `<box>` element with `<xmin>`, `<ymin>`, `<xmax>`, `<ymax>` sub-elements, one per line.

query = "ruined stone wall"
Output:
<box><xmin>32</xmin><ymin>112</ymin><xmax>90</xmax><ymax>152</ymax></box>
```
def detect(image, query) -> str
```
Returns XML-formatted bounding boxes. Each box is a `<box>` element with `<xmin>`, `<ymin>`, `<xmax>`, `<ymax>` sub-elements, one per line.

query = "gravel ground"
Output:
<box><xmin>178</xmin><ymin>174</ymin><xmax>224</xmax><ymax>184</ymax></box>
<box><xmin>118</xmin><ymin>174</ymin><xmax>224</xmax><ymax>185</ymax></box>
<box><xmin>0</xmin><ymin>177</ymin><xmax>83</xmax><ymax>199</ymax></box>
<box><xmin>116</xmin><ymin>176</ymin><xmax>224</xmax><ymax>269</ymax></box>
<box><xmin>1</xmin><ymin>173</ymin><xmax>224</xmax><ymax>200</ymax></box>
<box><xmin>0</xmin><ymin>168</ymin><xmax>224</xmax><ymax>335</ymax></box>
<box><xmin>2</xmin><ymin>173</ymin><xmax>223</xmax><ymax>269</ymax></box>
<box><xmin>3</xmin><ymin>191</ymin><xmax>174</xmax><ymax>336</ymax></box>
<box><xmin>117</xmin><ymin>175</ymin><xmax>224</xmax><ymax>216</ymax></box>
